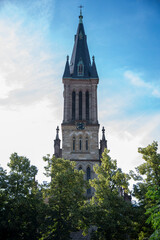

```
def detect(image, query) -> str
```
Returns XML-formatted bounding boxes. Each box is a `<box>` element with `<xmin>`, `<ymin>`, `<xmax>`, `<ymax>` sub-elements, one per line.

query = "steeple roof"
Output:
<box><xmin>64</xmin><ymin>12</ymin><xmax>98</xmax><ymax>79</ymax></box>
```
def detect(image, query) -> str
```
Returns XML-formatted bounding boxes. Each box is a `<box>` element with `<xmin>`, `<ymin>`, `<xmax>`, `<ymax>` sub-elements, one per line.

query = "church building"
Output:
<box><xmin>54</xmin><ymin>10</ymin><xmax>107</xmax><ymax>196</ymax></box>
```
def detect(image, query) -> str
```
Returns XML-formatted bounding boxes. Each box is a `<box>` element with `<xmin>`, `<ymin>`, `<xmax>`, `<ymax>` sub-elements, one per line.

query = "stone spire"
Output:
<box><xmin>54</xmin><ymin>126</ymin><xmax>62</xmax><ymax>158</ymax></box>
<box><xmin>91</xmin><ymin>56</ymin><xmax>99</xmax><ymax>78</ymax></box>
<box><xmin>102</xmin><ymin>126</ymin><xmax>106</xmax><ymax>140</ymax></box>
<box><xmin>100</xmin><ymin>126</ymin><xmax>107</xmax><ymax>158</ymax></box>
<box><xmin>63</xmin><ymin>56</ymin><xmax>70</xmax><ymax>78</ymax></box>
<box><xmin>64</xmin><ymin>11</ymin><xmax>98</xmax><ymax>79</ymax></box>
<box><xmin>56</xmin><ymin>126</ymin><xmax>59</xmax><ymax>139</ymax></box>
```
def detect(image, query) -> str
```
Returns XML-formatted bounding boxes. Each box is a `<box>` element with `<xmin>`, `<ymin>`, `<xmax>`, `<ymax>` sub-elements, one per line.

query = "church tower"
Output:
<box><xmin>54</xmin><ymin>10</ymin><xmax>107</xmax><ymax>195</ymax></box>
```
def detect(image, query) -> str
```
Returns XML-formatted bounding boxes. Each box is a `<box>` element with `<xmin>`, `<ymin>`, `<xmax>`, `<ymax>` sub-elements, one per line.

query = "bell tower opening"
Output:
<box><xmin>72</xmin><ymin>91</ymin><xmax>76</xmax><ymax>120</ymax></box>
<box><xmin>79</xmin><ymin>91</ymin><xmax>82</xmax><ymax>120</ymax></box>
<box><xmin>86</xmin><ymin>91</ymin><xmax>89</xmax><ymax>121</ymax></box>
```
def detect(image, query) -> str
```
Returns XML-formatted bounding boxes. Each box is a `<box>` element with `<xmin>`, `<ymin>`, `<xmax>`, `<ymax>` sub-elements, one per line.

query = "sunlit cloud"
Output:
<box><xmin>0</xmin><ymin>0</ymin><xmax>62</xmax><ymax>109</ymax></box>
<box><xmin>101</xmin><ymin>113</ymin><xmax>160</xmax><ymax>174</ymax></box>
<box><xmin>124</xmin><ymin>70</ymin><xmax>160</xmax><ymax>98</ymax></box>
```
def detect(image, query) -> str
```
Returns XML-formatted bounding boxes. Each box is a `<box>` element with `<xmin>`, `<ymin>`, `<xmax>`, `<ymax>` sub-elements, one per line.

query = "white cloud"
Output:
<box><xmin>0</xmin><ymin>0</ymin><xmax>63</xmax><ymax>182</ymax></box>
<box><xmin>0</xmin><ymin>0</ymin><xmax>63</xmax><ymax>109</ymax></box>
<box><xmin>0</xmin><ymin>73</ymin><xmax>23</xmax><ymax>99</ymax></box>
<box><xmin>124</xmin><ymin>70</ymin><xmax>160</xmax><ymax>98</ymax></box>
<box><xmin>99</xmin><ymin>85</ymin><xmax>160</xmax><ymax>174</ymax></box>
<box><xmin>124</xmin><ymin>70</ymin><xmax>149</xmax><ymax>88</ymax></box>
<box><xmin>152</xmin><ymin>89</ymin><xmax>160</xmax><ymax>98</ymax></box>
<box><xmin>100</xmin><ymin>113</ymin><xmax>160</xmax><ymax>175</ymax></box>
<box><xmin>0</xmin><ymin>99</ymin><xmax>62</xmax><ymax>182</ymax></box>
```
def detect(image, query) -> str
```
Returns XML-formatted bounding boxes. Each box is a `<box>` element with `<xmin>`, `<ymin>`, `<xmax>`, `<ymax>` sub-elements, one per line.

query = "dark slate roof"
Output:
<box><xmin>63</xmin><ymin>56</ymin><xmax>71</xmax><ymax>78</ymax></box>
<box><xmin>66</xmin><ymin>15</ymin><xmax>98</xmax><ymax>79</ymax></box>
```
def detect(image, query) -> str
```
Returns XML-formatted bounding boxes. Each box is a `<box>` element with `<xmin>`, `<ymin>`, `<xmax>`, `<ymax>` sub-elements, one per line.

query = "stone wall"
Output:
<box><xmin>62</xmin><ymin>124</ymin><xmax>99</xmax><ymax>161</ymax></box>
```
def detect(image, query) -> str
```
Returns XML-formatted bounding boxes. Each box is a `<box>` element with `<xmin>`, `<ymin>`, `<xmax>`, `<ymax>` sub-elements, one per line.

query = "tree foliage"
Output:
<box><xmin>1</xmin><ymin>142</ymin><xmax>159</xmax><ymax>240</ymax></box>
<box><xmin>80</xmin><ymin>149</ymin><xmax>136</xmax><ymax>240</ymax></box>
<box><xmin>40</xmin><ymin>155</ymin><xmax>86</xmax><ymax>240</ymax></box>
<box><xmin>130</xmin><ymin>141</ymin><xmax>160</xmax><ymax>240</ymax></box>
<box><xmin>0</xmin><ymin>153</ymin><xmax>46</xmax><ymax>240</ymax></box>
<box><xmin>146</xmin><ymin>186</ymin><xmax>160</xmax><ymax>240</ymax></box>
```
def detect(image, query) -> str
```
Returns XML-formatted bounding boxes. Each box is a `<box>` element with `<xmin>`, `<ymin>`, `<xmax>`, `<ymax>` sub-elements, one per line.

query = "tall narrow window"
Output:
<box><xmin>87</xmin><ymin>167</ymin><xmax>91</xmax><ymax>180</ymax></box>
<box><xmin>72</xmin><ymin>91</ymin><xmax>76</xmax><ymax>120</ymax></box>
<box><xmin>73</xmin><ymin>137</ymin><xmax>75</xmax><ymax>151</ymax></box>
<box><xmin>86</xmin><ymin>137</ymin><xmax>88</xmax><ymax>151</ymax></box>
<box><xmin>87</xmin><ymin>167</ymin><xmax>91</xmax><ymax>194</ymax></box>
<box><xmin>79</xmin><ymin>91</ymin><xmax>82</xmax><ymax>120</ymax></box>
<box><xmin>79</xmin><ymin>136</ymin><xmax>82</xmax><ymax>151</ymax></box>
<box><xmin>86</xmin><ymin>91</ymin><xmax>89</xmax><ymax>121</ymax></box>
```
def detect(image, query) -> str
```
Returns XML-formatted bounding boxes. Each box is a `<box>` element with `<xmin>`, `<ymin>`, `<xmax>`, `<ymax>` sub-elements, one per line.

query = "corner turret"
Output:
<box><xmin>91</xmin><ymin>56</ymin><xmax>99</xmax><ymax>78</ymax></box>
<box><xmin>100</xmin><ymin>126</ymin><xmax>107</xmax><ymax>158</ymax></box>
<box><xmin>54</xmin><ymin>126</ymin><xmax>62</xmax><ymax>158</ymax></box>
<box><xmin>63</xmin><ymin>56</ymin><xmax>70</xmax><ymax>78</ymax></box>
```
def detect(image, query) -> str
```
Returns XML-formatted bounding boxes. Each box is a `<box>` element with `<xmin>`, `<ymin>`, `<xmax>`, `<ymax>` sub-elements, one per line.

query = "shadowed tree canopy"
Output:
<box><xmin>130</xmin><ymin>141</ymin><xmax>160</xmax><ymax>240</ymax></box>
<box><xmin>41</xmin><ymin>155</ymin><xmax>86</xmax><ymax>240</ymax></box>
<box><xmin>0</xmin><ymin>153</ymin><xmax>46</xmax><ymax>240</ymax></box>
<box><xmin>79</xmin><ymin>149</ymin><xmax>137</xmax><ymax>240</ymax></box>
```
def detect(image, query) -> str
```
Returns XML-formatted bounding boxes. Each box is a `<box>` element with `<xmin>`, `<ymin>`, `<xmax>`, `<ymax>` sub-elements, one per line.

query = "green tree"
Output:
<box><xmin>0</xmin><ymin>153</ymin><xmax>46</xmax><ymax>240</ymax></box>
<box><xmin>40</xmin><ymin>155</ymin><xmax>86</xmax><ymax>240</ymax></box>
<box><xmin>130</xmin><ymin>141</ymin><xmax>160</xmax><ymax>240</ymax></box>
<box><xmin>0</xmin><ymin>166</ymin><xmax>8</xmax><ymax>229</ymax></box>
<box><xmin>146</xmin><ymin>186</ymin><xmax>160</xmax><ymax>240</ymax></box>
<box><xmin>81</xmin><ymin>149</ymin><xmax>135</xmax><ymax>240</ymax></box>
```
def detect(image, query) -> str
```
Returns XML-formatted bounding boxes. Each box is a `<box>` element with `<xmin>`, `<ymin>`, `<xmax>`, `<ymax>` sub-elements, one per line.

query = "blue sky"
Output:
<box><xmin>0</xmin><ymin>0</ymin><xmax>159</xmax><ymax>183</ymax></box>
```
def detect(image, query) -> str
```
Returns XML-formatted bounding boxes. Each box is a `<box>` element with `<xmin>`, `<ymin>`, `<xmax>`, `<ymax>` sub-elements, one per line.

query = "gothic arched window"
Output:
<box><xmin>77</xmin><ymin>60</ymin><xmax>84</xmax><ymax>76</ymax></box>
<box><xmin>79</xmin><ymin>136</ymin><xmax>82</xmax><ymax>151</ymax></box>
<box><xmin>86</xmin><ymin>91</ymin><xmax>89</xmax><ymax>121</ymax></box>
<box><xmin>73</xmin><ymin>136</ymin><xmax>75</xmax><ymax>151</ymax></box>
<box><xmin>86</xmin><ymin>137</ymin><xmax>89</xmax><ymax>151</ymax></box>
<box><xmin>87</xmin><ymin>167</ymin><xmax>91</xmax><ymax>181</ymax></box>
<box><xmin>79</xmin><ymin>91</ymin><xmax>82</xmax><ymax>120</ymax></box>
<box><xmin>72</xmin><ymin>91</ymin><xmax>76</xmax><ymax>120</ymax></box>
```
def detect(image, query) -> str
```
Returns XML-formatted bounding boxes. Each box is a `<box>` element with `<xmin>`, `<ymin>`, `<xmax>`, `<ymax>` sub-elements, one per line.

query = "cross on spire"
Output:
<box><xmin>78</xmin><ymin>5</ymin><xmax>84</xmax><ymax>14</ymax></box>
<box><xmin>78</xmin><ymin>5</ymin><xmax>84</xmax><ymax>23</ymax></box>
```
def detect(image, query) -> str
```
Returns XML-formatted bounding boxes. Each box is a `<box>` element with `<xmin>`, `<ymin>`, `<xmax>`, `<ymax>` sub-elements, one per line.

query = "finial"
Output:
<box><xmin>78</xmin><ymin>5</ymin><xmax>84</xmax><ymax>23</ymax></box>
<box><xmin>67</xmin><ymin>55</ymin><xmax>69</xmax><ymax>61</ymax></box>
<box><xmin>92</xmin><ymin>56</ymin><xmax>95</xmax><ymax>62</ymax></box>
<box><xmin>102</xmin><ymin>126</ymin><xmax>106</xmax><ymax>140</ymax></box>
<box><xmin>56</xmin><ymin>126</ymin><xmax>59</xmax><ymax>140</ymax></box>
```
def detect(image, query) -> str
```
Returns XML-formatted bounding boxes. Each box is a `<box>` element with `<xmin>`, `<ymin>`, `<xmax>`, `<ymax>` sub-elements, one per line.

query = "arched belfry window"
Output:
<box><xmin>72</xmin><ymin>91</ymin><xmax>76</xmax><ymax>120</ymax></box>
<box><xmin>73</xmin><ymin>136</ymin><xmax>75</xmax><ymax>151</ymax></box>
<box><xmin>77</xmin><ymin>60</ymin><xmax>84</xmax><ymax>76</ymax></box>
<box><xmin>86</xmin><ymin>91</ymin><xmax>89</xmax><ymax>121</ymax></box>
<box><xmin>79</xmin><ymin>91</ymin><xmax>82</xmax><ymax>120</ymax></box>
<box><xmin>86</xmin><ymin>136</ymin><xmax>89</xmax><ymax>151</ymax></box>
<box><xmin>79</xmin><ymin>136</ymin><xmax>82</xmax><ymax>151</ymax></box>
